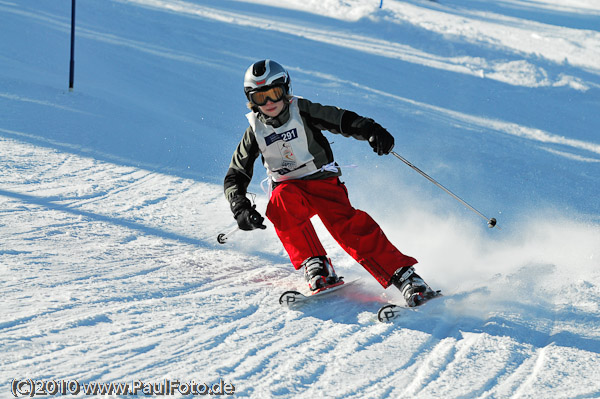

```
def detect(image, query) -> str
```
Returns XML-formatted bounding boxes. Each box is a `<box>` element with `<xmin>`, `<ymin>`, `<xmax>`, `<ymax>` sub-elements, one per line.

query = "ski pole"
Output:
<box><xmin>390</xmin><ymin>151</ymin><xmax>499</xmax><ymax>229</ymax></box>
<box><xmin>217</xmin><ymin>212</ymin><xmax>265</xmax><ymax>244</ymax></box>
<box><xmin>217</xmin><ymin>226</ymin><xmax>239</xmax><ymax>244</ymax></box>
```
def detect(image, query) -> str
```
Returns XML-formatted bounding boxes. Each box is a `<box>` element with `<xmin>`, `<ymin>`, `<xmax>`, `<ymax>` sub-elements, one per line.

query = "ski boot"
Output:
<box><xmin>303</xmin><ymin>256</ymin><xmax>341</xmax><ymax>292</ymax></box>
<box><xmin>391</xmin><ymin>266</ymin><xmax>438</xmax><ymax>307</ymax></box>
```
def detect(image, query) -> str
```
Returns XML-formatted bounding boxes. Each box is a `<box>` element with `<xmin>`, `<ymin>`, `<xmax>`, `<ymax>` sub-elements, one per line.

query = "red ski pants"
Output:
<box><xmin>265</xmin><ymin>177</ymin><xmax>417</xmax><ymax>288</ymax></box>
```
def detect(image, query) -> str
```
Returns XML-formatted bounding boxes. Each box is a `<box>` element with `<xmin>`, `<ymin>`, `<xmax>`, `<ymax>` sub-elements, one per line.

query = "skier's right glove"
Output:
<box><xmin>230</xmin><ymin>196</ymin><xmax>267</xmax><ymax>231</ymax></box>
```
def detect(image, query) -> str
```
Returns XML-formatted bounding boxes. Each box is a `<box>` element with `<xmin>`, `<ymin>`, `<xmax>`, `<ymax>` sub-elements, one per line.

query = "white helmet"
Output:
<box><xmin>243</xmin><ymin>59</ymin><xmax>291</xmax><ymax>101</ymax></box>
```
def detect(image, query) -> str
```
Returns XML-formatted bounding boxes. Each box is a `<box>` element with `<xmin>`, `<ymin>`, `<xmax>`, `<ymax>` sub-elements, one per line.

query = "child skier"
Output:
<box><xmin>224</xmin><ymin>59</ymin><xmax>436</xmax><ymax>307</ymax></box>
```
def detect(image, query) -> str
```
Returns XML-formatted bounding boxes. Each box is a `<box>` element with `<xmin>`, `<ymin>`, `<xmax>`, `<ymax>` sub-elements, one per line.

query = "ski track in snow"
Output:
<box><xmin>2</xmin><ymin>137</ymin><xmax>600</xmax><ymax>397</ymax></box>
<box><xmin>2</xmin><ymin>0</ymin><xmax>600</xmax><ymax>398</ymax></box>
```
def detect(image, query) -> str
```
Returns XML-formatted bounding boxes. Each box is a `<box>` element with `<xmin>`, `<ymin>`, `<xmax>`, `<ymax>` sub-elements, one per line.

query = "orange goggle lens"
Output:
<box><xmin>250</xmin><ymin>86</ymin><xmax>285</xmax><ymax>106</ymax></box>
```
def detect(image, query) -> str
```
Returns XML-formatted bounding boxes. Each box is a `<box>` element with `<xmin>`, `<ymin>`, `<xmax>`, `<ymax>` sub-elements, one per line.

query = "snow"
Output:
<box><xmin>1</xmin><ymin>0</ymin><xmax>599</xmax><ymax>397</ymax></box>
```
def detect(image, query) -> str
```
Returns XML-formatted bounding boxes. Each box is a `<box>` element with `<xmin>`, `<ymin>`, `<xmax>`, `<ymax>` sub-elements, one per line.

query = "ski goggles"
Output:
<box><xmin>249</xmin><ymin>85</ymin><xmax>285</xmax><ymax>106</ymax></box>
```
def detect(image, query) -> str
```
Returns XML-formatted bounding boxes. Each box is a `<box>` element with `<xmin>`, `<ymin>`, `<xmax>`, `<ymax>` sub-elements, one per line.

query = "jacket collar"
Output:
<box><xmin>257</xmin><ymin>101</ymin><xmax>291</xmax><ymax>128</ymax></box>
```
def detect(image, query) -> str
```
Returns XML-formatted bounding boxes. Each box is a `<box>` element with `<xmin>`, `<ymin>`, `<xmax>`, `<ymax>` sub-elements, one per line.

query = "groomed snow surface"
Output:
<box><xmin>1</xmin><ymin>0</ymin><xmax>599</xmax><ymax>398</ymax></box>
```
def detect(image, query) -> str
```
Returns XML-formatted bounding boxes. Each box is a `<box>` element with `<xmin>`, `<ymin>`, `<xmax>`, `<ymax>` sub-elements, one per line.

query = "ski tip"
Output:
<box><xmin>377</xmin><ymin>290</ymin><xmax>442</xmax><ymax>322</ymax></box>
<box><xmin>279</xmin><ymin>290</ymin><xmax>303</xmax><ymax>306</ymax></box>
<box><xmin>377</xmin><ymin>304</ymin><xmax>400</xmax><ymax>322</ymax></box>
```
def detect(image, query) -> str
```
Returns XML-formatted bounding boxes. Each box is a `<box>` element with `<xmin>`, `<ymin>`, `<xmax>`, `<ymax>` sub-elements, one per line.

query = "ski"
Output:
<box><xmin>279</xmin><ymin>278</ymin><xmax>360</xmax><ymax>306</ymax></box>
<box><xmin>377</xmin><ymin>291</ymin><xmax>442</xmax><ymax>322</ymax></box>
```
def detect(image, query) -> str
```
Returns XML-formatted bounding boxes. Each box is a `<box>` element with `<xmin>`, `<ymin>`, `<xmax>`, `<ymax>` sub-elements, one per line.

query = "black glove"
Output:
<box><xmin>368</xmin><ymin>123</ymin><xmax>395</xmax><ymax>155</ymax></box>
<box><xmin>351</xmin><ymin>117</ymin><xmax>395</xmax><ymax>156</ymax></box>
<box><xmin>230</xmin><ymin>196</ymin><xmax>266</xmax><ymax>231</ymax></box>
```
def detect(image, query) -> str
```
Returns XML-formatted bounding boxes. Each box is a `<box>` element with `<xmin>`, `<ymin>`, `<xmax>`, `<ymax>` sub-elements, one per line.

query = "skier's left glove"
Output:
<box><xmin>368</xmin><ymin>123</ymin><xmax>395</xmax><ymax>156</ymax></box>
<box><xmin>230</xmin><ymin>196</ymin><xmax>267</xmax><ymax>231</ymax></box>
<box><xmin>349</xmin><ymin>116</ymin><xmax>395</xmax><ymax>155</ymax></box>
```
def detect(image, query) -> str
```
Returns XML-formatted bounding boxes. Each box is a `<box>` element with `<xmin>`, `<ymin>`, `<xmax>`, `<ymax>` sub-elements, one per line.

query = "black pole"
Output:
<box><xmin>69</xmin><ymin>0</ymin><xmax>76</xmax><ymax>90</ymax></box>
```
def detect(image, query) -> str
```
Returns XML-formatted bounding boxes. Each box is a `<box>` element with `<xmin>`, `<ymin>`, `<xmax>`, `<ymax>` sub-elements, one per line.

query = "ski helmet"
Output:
<box><xmin>243</xmin><ymin>60</ymin><xmax>291</xmax><ymax>103</ymax></box>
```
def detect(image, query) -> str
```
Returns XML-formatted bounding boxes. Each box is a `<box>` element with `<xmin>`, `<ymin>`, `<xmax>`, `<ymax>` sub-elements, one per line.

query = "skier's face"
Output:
<box><xmin>258</xmin><ymin>98</ymin><xmax>285</xmax><ymax>118</ymax></box>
